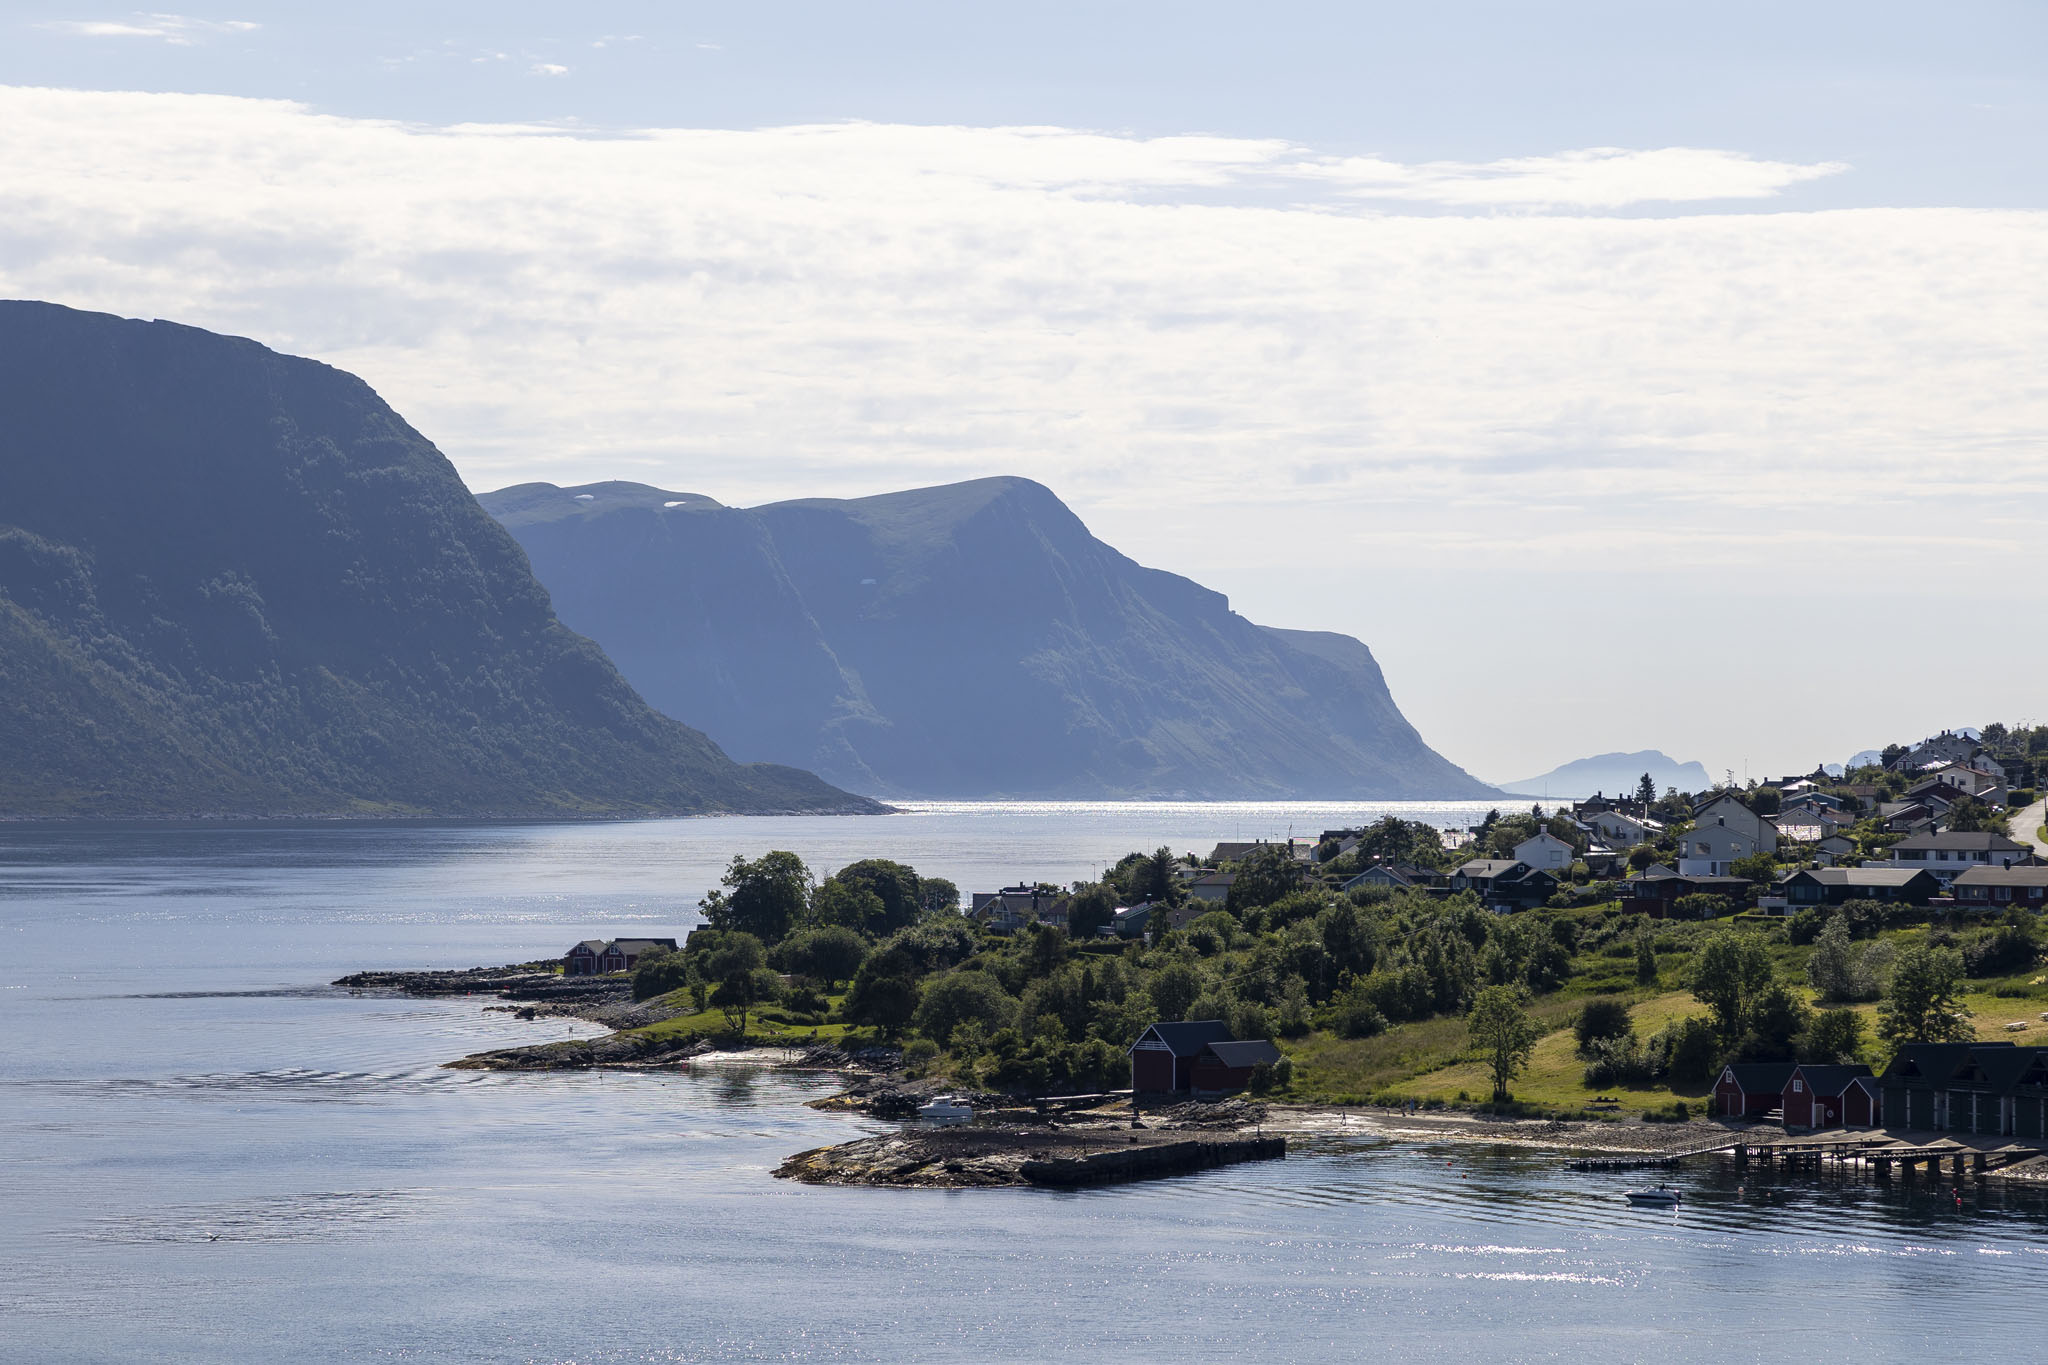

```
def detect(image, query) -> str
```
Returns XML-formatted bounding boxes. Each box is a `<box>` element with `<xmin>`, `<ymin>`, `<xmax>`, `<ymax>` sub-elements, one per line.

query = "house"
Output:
<box><xmin>565</xmin><ymin>936</ymin><xmax>678</xmax><ymax>975</ymax></box>
<box><xmin>1207</xmin><ymin>839</ymin><xmax>1314</xmax><ymax>865</ymax></box>
<box><xmin>1782</xmin><ymin>790</ymin><xmax>1845</xmax><ymax>813</ymax></box>
<box><xmin>1952</xmin><ymin>865</ymin><xmax>2048</xmax><ymax>909</ymax></box>
<box><xmin>1188</xmin><ymin>871</ymin><xmax>1236</xmax><ymax>904</ymax></box>
<box><xmin>1511</xmin><ymin>831</ymin><xmax>1576</xmax><ymax>872</ymax></box>
<box><xmin>1782</xmin><ymin>1063</ymin><xmax>1879</xmax><ymax>1129</ymax></box>
<box><xmin>1714</xmin><ymin>1062</ymin><xmax>1797</xmax><ymax>1119</ymax></box>
<box><xmin>1679</xmin><ymin>794</ymin><xmax>1777</xmax><ymax>875</ymax></box>
<box><xmin>1163</xmin><ymin>903</ymin><xmax>1213</xmax><ymax>932</ymax></box>
<box><xmin>1877</xmin><ymin>1043</ymin><xmax>2048</xmax><ymax>1138</ymax></box>
<box><xmin>1112</xmin><ymin>901</ymin><xmax>1157</xmax><ymax>937</ymax></box>
<box><xmin>971</xmin><ymin>885</ymin><xmax>1055</xmax><ymax>932</ymax></box>
<box><xmin>1581</xmin><ymin>808</ymin><xmax>1661</xmax><ymax>846</ymax></box>
<box><xmin>1887</xmin><ymin>830</ymin><xmax>2032</xmax><ymax>884</ymax></box>
<box><xmin>1449</xmin><ymin>859</ymin><xmax>1558</xmax><ymax>910</ymax></box>
<box><xmin>1342</xmin><ymin>863</ymin><xmax>1435</xmax><ymax>893</ymax></box>
<box><xmin>1619</xmin><ymin>869</ymin><xmax>1751</xmax><ymax>916</ymax></box>
<box><xmin>1776</xmin><ymin>867</ymin><xmax>1940</xmax><ymax>907</ymax></box>
<box><xmin>1891</xmin><ymin>731</ymin><xmax>1980</xmax><ymax>772</ymax></box>
<box><xmin>1814</xmin><ymin>835</ymin><xmax>1857</xmax><ymax>868</ymax></box>
<box><xmin>1128</xmin><ymin>1020</ymin><xmax>1282</xmax><ymax>1094</ymax></box>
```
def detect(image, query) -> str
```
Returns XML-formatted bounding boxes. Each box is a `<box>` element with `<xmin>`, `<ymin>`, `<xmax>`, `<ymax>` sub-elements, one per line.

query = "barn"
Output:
<box><xmin>1714</xmin><ymin>1062</ymin><xmax>1795</xmax><ymax>1119</ymax></box>
<box><xmin>1781</xmin><ymin>1063</ymin><xmax>1876</xmax><ymax>1130</ymax></box>
<box><xmin>1129</xmin><ymin>1021</ymin><xmax>1280</xmax><ymax>1095</ymax></box>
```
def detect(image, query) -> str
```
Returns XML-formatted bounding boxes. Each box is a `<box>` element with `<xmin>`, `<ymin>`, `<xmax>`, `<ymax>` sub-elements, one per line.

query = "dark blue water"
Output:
<box><xmin>4</xmin><ymin>811</ymin><xmax>2046</xmax><ymax>1363</ymax></box>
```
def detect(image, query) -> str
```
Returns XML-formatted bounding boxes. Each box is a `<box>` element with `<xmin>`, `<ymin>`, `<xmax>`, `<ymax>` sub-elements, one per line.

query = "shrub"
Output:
<box><xmin>1573</xmin><ymin>997</ymin><xmax>1634</xmax><ymax>1055</ymax></box>
<box><xmin>912</xmin><ymin>972</ymin><xmax>1017</xmax><ymax>1048</ymax></box>
<box><xmin>1582</xmin><ymin>1034</ymin><xmax>1656</xmax><ymax>1087</ymax></box>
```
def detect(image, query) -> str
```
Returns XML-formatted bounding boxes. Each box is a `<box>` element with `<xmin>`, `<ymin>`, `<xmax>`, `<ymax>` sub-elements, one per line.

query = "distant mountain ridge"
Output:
<box><xmin>482</xmin><ymin>478</ymin><xmax>1497</xmax><ymax>801</ymax></box>
<box><xmin>1497</xmin><ymin>750</ymin><xmax>1712</xmax><ymax>800</ymax></box>
<box><xmin>0</xmin><ymin>302</ymin><xmax>875</xmax><ymax>817</ymax></box>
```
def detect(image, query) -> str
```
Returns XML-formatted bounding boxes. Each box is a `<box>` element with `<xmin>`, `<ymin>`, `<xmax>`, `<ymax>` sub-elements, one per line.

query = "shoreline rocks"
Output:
<box><xmin>776</xmin><ymin>1124</ymin><xmax>1286</xmax><ymax>1188</ymax></box>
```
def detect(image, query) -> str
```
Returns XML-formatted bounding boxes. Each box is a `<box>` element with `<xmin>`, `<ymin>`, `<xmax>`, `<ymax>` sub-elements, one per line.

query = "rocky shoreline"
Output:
<box><xmin>776</xmin><ymin>1125</ymin><xmax>1285</xmax><ymax>1188</ymax></box>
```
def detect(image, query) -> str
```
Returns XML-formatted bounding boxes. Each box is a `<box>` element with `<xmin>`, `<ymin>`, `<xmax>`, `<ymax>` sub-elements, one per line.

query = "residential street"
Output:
<box><xmin>2013</xmin><ymin>797</ymin><xmax>2048</xmax><ymax>859</ymax></box>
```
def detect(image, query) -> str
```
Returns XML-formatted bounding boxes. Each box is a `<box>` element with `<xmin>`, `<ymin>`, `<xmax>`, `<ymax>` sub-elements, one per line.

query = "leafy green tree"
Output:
<box><xmin>1749</xmin><ymin>786</ymin><xmax>1782</xmax><ymax>816</ymax></box>
<box><xmin>1805</xmin><ymin>915</ymin><xmax>1859</xmax><ymax>1002</ymax></box>
<box><xmin>1149</xmin><ymin>961</ymin><xmax>1205</xmax><ymax>1021</ymax></box>
<box><xmin>1878</xmin><ymin>943</ymin><xmax>1974</xmax><ymax>1046</ymax></box>
<box><xmin>1635</xmin><ymin>927</ymin><xmax>1659</xmax><ymax>985</ymax></box>
<box><xmin>1805</xmin><ymin>1008</ymin><xmax>1866</xmax><ymax>1064</ymax></box>
<box><xmin>1656</xmin><ymin>1015</ymin><xmax>1723</xmax><ymax>1087</ymax></box>
<box><xmin>844</xmin><ymin>964</ymin><xmax>920</xmax><ymax>1037</ymax></box>
<box><xmin>1574</xmin><ymin>997</ymin><xmax>1634</xmax><ymax>1055</ymax></box>
<box><xmin>1738</xmin><ymin>982</ymin><xmax>1812</xmax><ymax>1061</ymax></box>
<box><xmin>1225</xmin><ymin>843</ymin><xmax>1305</xmax><ymax>913</ymax></box>
<box><xmin>1064</xmin><ymin>883</ymin><xmax>1118</xmax><ymax>939</ymax></box>
<box><xmin>777</xmin><ymin>925</ymin><xmax>868</xmax><ymax>991</ymax></box>
<box><xmin>1636</xmin><ymin>773</ymin><xmax>1657</xmax><ymax>809</ymax></box>
<box><xmin>913</xmin><ymin>971</ymin><xmax>1018</xmax><ymax>1047</ymax></box>
<box><xmin>631</xmin><ymin>948</ymin><xmax>690</xmax><ymax>1003</ymax></box>
<box><xmin>808</xmin><ymin>878</ymin><xmax>886</xmax><ymax>933</ymax></box>
<box><xmin>700</xmin><ymin>851</ymin><xmax>811</xmax><ymax>944</ymax></box>
<box><xmin>1135</xmin><ymin>847</ymin><xmax>1181</xmax><ymax>904</ymax></box>
<box><xmin>1730</xmin><ymin>852</ymin><xmax>1779</xmax><ymax>885</ymax></box>
<box><xmin>1467</xmin><ymin>985</ymin><xmax>1541</xmax><ymax>1102</ymax></box>
<box><xmin>703</xmin><ymin>932</ymin><xmax>772</xmax><ymax>1034</ymax></box>
<box><xmin>920</xmin><ymin>877</ymin><xmax>961</xmax><ymax>916</ymax></box>
<box><xmin>828</xmin><ymin>859</ymin><xmax>927</xmax><ymax>934</ymax></box>
<box><xmin>1691</xmin><ymin>931</ymin><xmax>1773</xmax><ymax>1041</ymax></box>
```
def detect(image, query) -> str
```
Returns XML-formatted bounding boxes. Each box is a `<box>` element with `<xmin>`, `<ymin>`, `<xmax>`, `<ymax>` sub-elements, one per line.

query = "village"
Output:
<box><xmin>483</xmin><ymin>726</ymin><xmax>2048</xmax><ymax>1184</ymax></box>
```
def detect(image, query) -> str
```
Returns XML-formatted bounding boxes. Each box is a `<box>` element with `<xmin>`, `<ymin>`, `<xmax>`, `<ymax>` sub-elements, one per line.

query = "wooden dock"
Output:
<box><xmin>1569</xmin><ymin>1130</ymin><xmax>2048</xmax><ymax>1178</ymax></box>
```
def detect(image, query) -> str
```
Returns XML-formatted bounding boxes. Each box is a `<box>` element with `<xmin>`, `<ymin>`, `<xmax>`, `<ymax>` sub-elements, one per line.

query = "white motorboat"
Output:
<box><xmin>917</xmin><ymin>1096</ymin><xmax>973</xmax><ymax>1126</ymax></box>
<box><xmin>1624</xmin><ymin>1184</ymin><xmax>1681</xmax><ymax>1206</ymax></box>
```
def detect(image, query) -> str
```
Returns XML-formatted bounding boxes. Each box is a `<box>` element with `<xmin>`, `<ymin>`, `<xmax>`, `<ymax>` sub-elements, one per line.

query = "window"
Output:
<box><xmin>1792</xmin><ymin>1079</ymin><xmax>1803</xmax><ymax>1093</ymax></box>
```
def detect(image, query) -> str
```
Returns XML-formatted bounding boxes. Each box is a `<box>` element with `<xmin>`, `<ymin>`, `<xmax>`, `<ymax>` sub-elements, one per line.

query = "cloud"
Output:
<box><xmin>1285</xmin><ymin>146</ymin><xmax>1848</xmax><ymax>208</ymax></box>
<box><xmin>530</xmin><ymin>63</ymin><xmax>569</xmax><ymax>77</ymax></box>
<box><xmin>38</xmin><ymin>14</ymin><xmax>258</xmax><ymax>45</ymax></box>
<box><xmin>0</xmin><ymin>86</ymin><xmax>2039</xmax><ymax>560</ymax></box>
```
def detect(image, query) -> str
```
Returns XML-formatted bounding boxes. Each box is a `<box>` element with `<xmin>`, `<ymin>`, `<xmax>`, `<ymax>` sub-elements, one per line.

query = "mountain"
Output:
<box><xmin>1497</xmin><ymin>750</ymin><xmax>1713</xmax><ymax>800</ymax></box>
<box><xmin>480</xmin><ymin>478</ymin><xmax>1496</xmax><ymax>801</ymax></box>
<box><xmin>0</xmin><ymin>302</ymin><xmax>875</xmax><ymax>817</ymax></box>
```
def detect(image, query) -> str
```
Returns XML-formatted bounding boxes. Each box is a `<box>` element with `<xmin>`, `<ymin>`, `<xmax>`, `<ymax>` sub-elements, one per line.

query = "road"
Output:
<box><xmin>2012</xmin><ymin>796</ymin><xmax>2048</xmax><ymax>859</ymax></box>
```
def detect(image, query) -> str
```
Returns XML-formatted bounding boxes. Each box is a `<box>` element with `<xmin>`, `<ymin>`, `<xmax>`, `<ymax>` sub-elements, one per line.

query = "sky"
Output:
<box><xmin>3</xmin><ymin>2</ymin><xmax>2045</xmax><ymax>786</ymax></box>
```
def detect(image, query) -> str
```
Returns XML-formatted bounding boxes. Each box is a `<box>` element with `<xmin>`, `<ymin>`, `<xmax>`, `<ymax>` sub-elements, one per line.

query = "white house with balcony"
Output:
<box><xmin>1887</xmin><ymin>831</ymin><xmax>2031</xmax><ymax>885</ymax></box>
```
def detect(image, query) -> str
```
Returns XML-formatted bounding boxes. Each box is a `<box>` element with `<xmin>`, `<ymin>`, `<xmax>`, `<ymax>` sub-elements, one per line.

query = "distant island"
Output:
<box><xmin>0</xmin><ymin>302</ymin><xmax>877</xmax><ymax>818</ymax></box>
<box><xmin>1498</xmin><ymin>750</ymin><xmax>1713</xmax><ymax>800</ymax></box>
<box><xmin>482</xmin><ymin>479</ymin><xmax>1498</xmax><ymax>801</ymax></box>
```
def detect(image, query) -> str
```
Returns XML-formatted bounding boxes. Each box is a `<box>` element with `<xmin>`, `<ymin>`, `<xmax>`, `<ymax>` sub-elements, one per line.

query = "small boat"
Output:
<box><xmin>1624</xmin><ymin>1184</ymin><xmax>1681</xmax><ymax>1206</ymax></box>
<box><xmin>917</xmin><ymin>1096</ymin><xmax>973</xmax><ymax>1126</ymax></box>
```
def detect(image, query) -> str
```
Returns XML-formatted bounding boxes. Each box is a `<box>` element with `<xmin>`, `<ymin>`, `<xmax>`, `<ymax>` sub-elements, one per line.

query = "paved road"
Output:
<box><xmin>2012</xmin><ymin>797</ymin><xmax>2048</xmax><ymax>858</ymax></box>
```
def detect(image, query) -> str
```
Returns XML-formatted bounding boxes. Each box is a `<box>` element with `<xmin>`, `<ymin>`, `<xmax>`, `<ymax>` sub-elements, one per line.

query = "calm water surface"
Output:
<box><xmin>4</xmin><ymin>806</ymin><xmax>2046</xmax><ymax>1362</ymax></box>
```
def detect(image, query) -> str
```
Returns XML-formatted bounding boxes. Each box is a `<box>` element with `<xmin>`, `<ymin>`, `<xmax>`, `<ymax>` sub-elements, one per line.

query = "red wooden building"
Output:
<box><xmin>1714</xmin><ymin>1062</ymin><xmax>1795</xmax><ymax>1119</ymax></box>
<box><xmin>1129</xmin><ymin>1021</ymin><xmax>1281</xmax><ymax>1095</ymax></box>
<box><xmin>1781</xmin><ymin>1063</ymin><xmax>1879</xmax><ymax>1129</ymax></box>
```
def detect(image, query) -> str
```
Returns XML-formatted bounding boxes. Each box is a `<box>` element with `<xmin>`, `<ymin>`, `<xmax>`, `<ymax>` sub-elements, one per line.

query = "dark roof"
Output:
<box><xmin>1791</xmin><ymin>1063</ymin><xmax>1874</xmax><ymax>1096</ymax></box>
<box><xmin>1878</xmin><ymin>1041</ymin><xmax>2014</xmax><ymax>1085</ymax></box>
<box><xmin>1783</xmin><ymin>868</ymin><xmax>1930</xmax><ymax>888</ymax></box>
<box><xmin>1205</xmin><ymin>1040</ymin><xmax>1283</xmax><ymax>1069</ymax></box>
<box><xmin>567</xmin><ymin>939</ymin><xmax>607</xmax><ymax>954</ymax></box>
<box><xmin>1134</xmin><ymin>1020</ymin><xmax>1236</xmax><ymax>1057</ymax></box>
<box><xmin>1454</xmin><ymin>859</ymin><xmax>1526</xmax><ymax>879</ymax></box>
<box><xmin>1892</xmin><ymin>831</ymin><xmax>2026</xmax><ymax>852</ymax></box>
<box><xmin>1954</xmin><ymin>866</ymin><xmax>2048</xmax><ymax>888</ymax></box>
<box><xmin>609</xmin><ymin>938</ymin><xmax>678</xmax><ymax>954</ymax></box>
<box><xmin>1721</xmin><ymin>1062</ymin><xmax>1796</xmax><ymax>1093</ymax></box>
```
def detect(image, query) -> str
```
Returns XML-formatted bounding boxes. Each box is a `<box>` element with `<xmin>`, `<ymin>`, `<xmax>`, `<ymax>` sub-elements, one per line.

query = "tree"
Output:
<box><xmin>1636</xmin><ymin>772</ymin><xmax>1657</xmax><ymax>809</ymax></box>
<box><xmin>1634</xmin><ymin>927</ymin><xmax>1660</xmax><ymax>985</ymax></box>
<box><xmin>1225</xmin><ymin>844</ymin><xmax>1305</xmax><ymax>913</ymax></box>
<box><xmin>1739</xmin><ymin>982</ymin><xmax>1811</xmax><ymax>1061</ymax></box>
<box><xmin>1149</xmin><ymin>961</ymin><xmax>1204</xmax><ymax>1021</ymax></box>
<box><xmin>1691</xmin><ymin>931</ymin><xmax>1773</xmax><ymax>1041</ymax></box>
<box><xmin>631</xmin><ymin>948</ymin><xmax>691</xmax><ymax>1003</ymax></box>
<box><xmin>920</xmin><ymin>877</ymin><xmax>961</xmax><ymax>917</ymax></box>
<box><xmin>778</xmin><ymin>925</ymin><xmax>868</xmax><ymax>992</ymax></box>
<box><xmin>1805</xmin><ymin>1008</ymin><xmax>1866</xmax><ymax>1064</ymax></box>
<box><xmin>808</xmin><ymin>878</ymin><xmax>885</xmax><ymax>934</ymax></box>
<box><xmin>912</xmin><ymin>971</ymin><xmax>1017</xmax><ymax>1047</ymax></box>
<box><xmin>844</xmin><ymin>964</ymin><xmax>920</xmax><ymax>1037</ymax></box>
<box><xmin>703</xmin><ymin>933</ymin><xmax>772</xmax><ymax>1034</ymax></box>
<box><xmin>828</xmin><ymin>859</ymin><xmax>927</xmax><ymax>934</ymax></box>
<box><xmin>700</xmin><ymin>851</ymin><xmax>810</xmax><ymax>944</ymax></box>
<box><xmin>1467</xmin><ymin>985</ymin><xmax>1541</xmax><ymax>1102</ymax></box>
<box><xmin>1878</xmin><ymin>943</ymin><xmax>1974</xmax><ymax>1046</ymax></box>
<box><xmin>1064</xmin><ymin>883</ymin><xmax>1118</xmax><ymax>939</ymax></box>
<box><xmin>1805</xmin><ymin>915</ymin><xmax>1859</xmax><ymax>1002</ymax></box>
<box><xmin>1730</xmin><ymin>851</ymin><xmax>1778</xmax><ymax>885</ymax></box>
<box><xmin>1574</xmin><ymin>997</ymin><xmax>1634</xmax><ymax>1055</ymax></box>
<box><xmin>1749</xmin><ymin>786</ymin><xmax>1783</xmax><ymax>816</ymax></box>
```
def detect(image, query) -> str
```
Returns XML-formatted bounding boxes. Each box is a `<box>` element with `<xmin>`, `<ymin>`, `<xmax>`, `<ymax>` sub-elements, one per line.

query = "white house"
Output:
<box><xmin>1679</xmin><ymin>794</ymin><xmax>1777</xmax><ymax>876</ymax></box>
<box><xmin>1583</xmin><ymin>809</ymin><xmax>1659</xmax><ymax>845</ymax></box>
<box><xmin>1512</xmin><ymin>831</ymin><xmax>1576</xmax><ymax>871</ymax></box>
<box><xmin>1888</xmin><ymin>831</ymin><xmax>2031</xmax><ymax>885</ymax></box>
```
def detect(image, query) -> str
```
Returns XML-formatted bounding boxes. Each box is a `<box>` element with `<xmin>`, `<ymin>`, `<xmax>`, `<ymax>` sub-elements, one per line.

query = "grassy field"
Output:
<box><xmin>630</xmin><ymin>994</ymin><xmax>856</xmax><ymax>1045</ymax></box>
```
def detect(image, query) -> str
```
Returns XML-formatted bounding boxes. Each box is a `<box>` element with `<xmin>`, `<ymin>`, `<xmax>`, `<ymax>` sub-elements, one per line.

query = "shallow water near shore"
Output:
<box><xmin>6</xmin><ymin>809</ymin><xmax>2048</xmax><ymax>1362</ymax></box>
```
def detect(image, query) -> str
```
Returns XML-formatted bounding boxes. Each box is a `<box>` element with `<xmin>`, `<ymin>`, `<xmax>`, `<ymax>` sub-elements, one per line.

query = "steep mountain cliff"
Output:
<box><xmin>0</xmin><ymin>302</ymin><xmax>874</xmax><ymax>816</ymax></box>
<box><xmin>482</xmin><ymin>478</ymin><xmax>1496</xmax><ymax>800</ymax></box>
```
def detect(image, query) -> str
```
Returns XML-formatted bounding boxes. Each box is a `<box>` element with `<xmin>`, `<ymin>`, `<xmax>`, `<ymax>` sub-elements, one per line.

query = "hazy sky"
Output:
<box><xmin>4</xmin><ymin>3</ymin><xmax>2045</xmax><ymax>785</ymax></box>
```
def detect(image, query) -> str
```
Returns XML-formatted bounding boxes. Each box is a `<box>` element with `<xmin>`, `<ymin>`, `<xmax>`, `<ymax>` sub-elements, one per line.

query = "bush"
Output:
<box><xmin>1573</xmin><ymin>997</ymin><xmax>1634</xmax><ymax>1055</ymax></box>
<box><xmin>1332</xmin><ymin>989</ymin><xmax>1387</xmax><ymax>1039</ymax></box>
<box><xmin>1653</xmin><ymin>1015</ymin><xmax>1723</xmax><ymax>1088</ymax></box>
<box><xmin>1964</xmin><ymin>925</ymin><xmax>2038</xmax><ymax>979</ymax></box>
<box><xmin>1582</xmin><ymin>1033</ymin><xmax>1657</xmax><ymax>1087</ymax></box>
<box><xmin>631</xmin><ymin>949</ymin><xmax>691</xmax><ymax>1002</ymax></box>
<box><xmin>913</xmin><ymin>971</ymin><xmax>1017</xmax><ymax>1048</ymax></box>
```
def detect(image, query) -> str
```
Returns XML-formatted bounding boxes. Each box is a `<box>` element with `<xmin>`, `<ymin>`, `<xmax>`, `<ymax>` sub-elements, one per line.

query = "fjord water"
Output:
<box><xmin>5</xmin><ymin>806</ymin><xmax>2046</xmax><ymax>1363</ymax></box>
